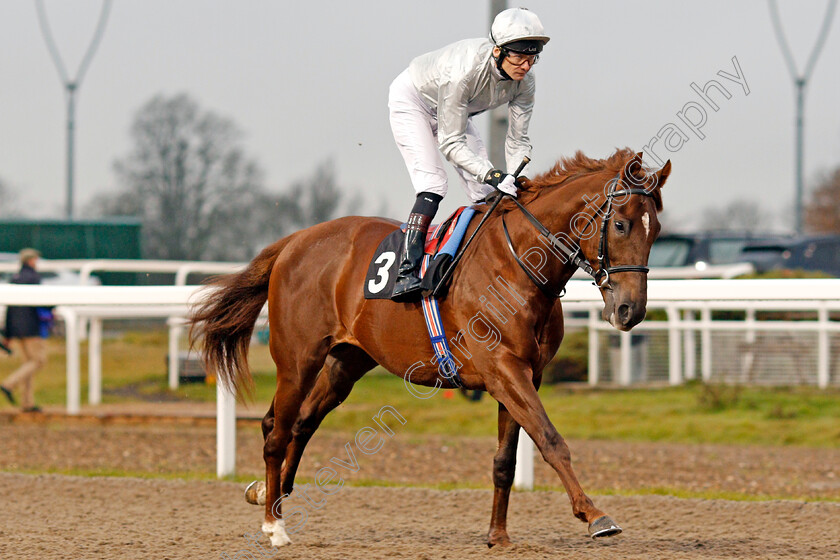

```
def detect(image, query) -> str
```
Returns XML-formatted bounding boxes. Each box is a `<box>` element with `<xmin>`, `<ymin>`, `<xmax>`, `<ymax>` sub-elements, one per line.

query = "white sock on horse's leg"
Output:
<box><xmin>262</xmin><ymin>519</ymin><xmax>292</xmax><ymax>547</ymax></box>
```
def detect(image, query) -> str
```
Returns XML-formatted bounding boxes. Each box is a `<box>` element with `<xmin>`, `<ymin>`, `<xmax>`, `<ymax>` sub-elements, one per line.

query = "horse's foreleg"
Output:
<box><xmin>487</xmin><ymin>403</ymin><xmax>519</xmax><ymax>547</ymax></box>
<box><xmin>486</xmin><ymin>368</ymin><xmax>621</xmax><ymax>538</ymax></box>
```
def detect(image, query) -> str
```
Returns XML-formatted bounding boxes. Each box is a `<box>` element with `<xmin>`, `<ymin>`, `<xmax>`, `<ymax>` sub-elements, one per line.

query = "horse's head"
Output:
<box><xmin>518</xmin><ymin>149</ymin><xmax>670</xmax><ymax>331</ymax></box>
<box><xmin>583</xmin><ymin>153</ymin><xmax>670</xmax><ymax>330</ymax></box>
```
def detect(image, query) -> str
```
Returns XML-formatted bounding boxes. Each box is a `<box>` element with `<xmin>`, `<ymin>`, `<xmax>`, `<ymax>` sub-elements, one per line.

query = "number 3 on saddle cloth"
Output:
<box><xmin>363</xmin><ymin>206</ymin><xmax>477</xmax><ymax>387</ymax></box>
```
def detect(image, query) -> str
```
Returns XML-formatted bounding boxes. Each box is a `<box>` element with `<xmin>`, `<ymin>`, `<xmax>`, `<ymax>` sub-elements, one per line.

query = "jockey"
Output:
<box><xmin>388</xmin><ymin>7</ymin><xmax>550</xmax><ymax>301</ymax></box>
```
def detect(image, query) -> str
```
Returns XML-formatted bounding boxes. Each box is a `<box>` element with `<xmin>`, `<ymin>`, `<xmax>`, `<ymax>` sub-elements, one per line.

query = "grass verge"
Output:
<box><xmin>2</xmin><ymin>330</ymin><xmax>840</xmax><ymax>447</ymax></box>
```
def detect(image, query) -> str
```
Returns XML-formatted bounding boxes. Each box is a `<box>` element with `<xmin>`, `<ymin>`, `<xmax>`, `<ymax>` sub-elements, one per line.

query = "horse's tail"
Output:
<box><xmin>188</xmin><ymin>238</ymin><xmax>287</xmax><ymax>398</ymax></box>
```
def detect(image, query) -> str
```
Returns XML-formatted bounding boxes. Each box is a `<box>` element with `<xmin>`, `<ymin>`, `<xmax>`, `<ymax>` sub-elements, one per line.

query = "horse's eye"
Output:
<box><xmin>615</xmin><ymin>221</ymin><xmax>626</xmax><ymax>233</ymax></box>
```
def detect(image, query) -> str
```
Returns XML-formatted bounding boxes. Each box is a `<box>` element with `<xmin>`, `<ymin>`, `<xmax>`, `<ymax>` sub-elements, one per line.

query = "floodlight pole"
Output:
<box><xmin>66</xmin><ymin>82</ymin><xmax>77</xmax><ymax>219</ymax></box>
<box><xmin>488</xmin><ymin>0</ymin><xmax>537</xmax><ymax>490</ymax></box>
<box><xmin>794</xmin><ymin>77</ymin><xmax>804</xmax><ymax>233</ymax></box>
<box><xmin>488</xmin><ymin>0</ymin><xmax>508</xmax><ymax>169</ymax></box>
<box><xmin>35</xmin><ymin>0</ymin><xmax>112</xmax><ymax>219</ymax></box>
<box><xmin>768</xmin><ymin>0</ymin><xmax>837</xmax><ymax>234</ymax></box>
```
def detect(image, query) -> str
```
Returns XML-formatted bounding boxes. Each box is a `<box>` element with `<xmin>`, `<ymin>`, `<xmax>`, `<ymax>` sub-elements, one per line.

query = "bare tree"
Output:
<box><xmin>87</xmin><ymin>93</ymin><xmax>368</xmax><ymax>260</ymax></box>
<box><xmin>804</xmin><ymin>166</ymin><xmax>840</xmax><ymax>233</ymax></box>
<box><xmin>653</xmin><ymin>208</ymin><xmax>684</xmax><ymax>234</ymax></box>
<box><xmin>200</xmin><ymin>159</ymin><xmax>359</xmax><ymax>257</ymax></box>
<box><xmin>279</xmin><ymin>159</ymin><xmax>349</xmax><ymax>228</ymax></box>
<box><xmin>700</xmin><ymin>199</ymin><xmax>772</xmax><ymax>232</ymax></box>
<box><xmin>0</xmin><ymin>177</ymin><xmax>21</xmax><ymax>217</ymax></box>
<box><xmin>105</xmin><ymin>93</ymin><xmax>266</xmax><ymax>260</ymax></box>
<box><xmin>85</xmin><ymin>188</ymin><xmax>143</xmax><ymax>218</ymax></box>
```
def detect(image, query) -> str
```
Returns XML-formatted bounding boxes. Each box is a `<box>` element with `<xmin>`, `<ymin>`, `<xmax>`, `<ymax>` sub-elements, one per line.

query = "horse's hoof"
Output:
<box><xmin>262</xmin><ymin>520</ymin><xmax>292</xmax><ymax>547</ymax></box>
<box><xmin>245</xmin><ymin>480</ymin><xmax>266</xmax><ymax>505</ymax></box>
<box><xmin>589</xmin><ymin>515</ymin><xmax>622</xmax><ymax>538</ymax></box>
<box><xmin>487</xmin><ymin>532</ymin><xmax>513</xmax><ymax>548</ymax></box>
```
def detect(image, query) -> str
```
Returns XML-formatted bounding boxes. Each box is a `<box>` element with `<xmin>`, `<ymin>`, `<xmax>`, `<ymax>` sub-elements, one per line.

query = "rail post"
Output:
<box><xmin>588</xmin><ymin>307</ymin><xmax>600</xmax><ymax>385</ymax></box>
<box><xmin>742</xmin><ymin>308</ymin><xmax>756</xmax><ymax>382</ymax></box>
<box><xmin>619</xmin><ymin>330</ymin><xmax>632</xmax><ymax>385</ymax></box>
<box><xmin>683</xmin><ymin>309</ymin><xmax>697</xmax><ymax>380</ymax></box>
<box><xmin>701</xmin><ymin>306</ymin><xmax>712</xmax><ymax>382</ymax></box>
<box><xmin>217</xmin><ymin>380</ymin><xmax>237</xmax><ymax>477</ymax></box>
<box><xmin>513</xmin><ymin>428</ymin><xmax>534</xmax><ymax>490</ymax></box>
<box><xmin>667</xmin><ymin>305</ymin><xmax>682</xmax><ymax>385</ymax></box>
<box><xmin>168</xmin><ymin>318</ymin><xmax>184</xmax><ymax>390</ymax></box>
<box><xmin>88</xmin><ymin>316</ymin><xmax>102</xmax><ymax>404</ymax></box>
<box><xmin>818</xmin><ymin>305</ymin><xmax>829</xmax><ymax>388</ymax></box>
<box><xmin>57</xmin><ymin>306</ymin><xmax>81</xmax><ymax>415</ymax></box>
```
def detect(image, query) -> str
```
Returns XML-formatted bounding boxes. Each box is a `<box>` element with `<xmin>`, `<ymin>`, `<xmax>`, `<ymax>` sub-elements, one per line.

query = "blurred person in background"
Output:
<box><xmin>1</xmin><ymin>248</ymin><xmax>50</xmax><ymax>413</ymax></box>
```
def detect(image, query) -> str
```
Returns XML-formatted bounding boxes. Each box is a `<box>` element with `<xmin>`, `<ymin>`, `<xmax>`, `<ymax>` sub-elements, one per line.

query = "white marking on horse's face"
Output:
<box><xmin>642</xmin><ymin>212</ymin><xmax>650</xmax><ymax>238</ymax></box>
<box><xmin>263</xmin><ymin>519</ymin><xmax>292</xmax><ymax>547</ymax></box>
<box><xmin>609</xmin><ymin>312</ymin><xmax>616</xmax><ymax>328</ymax></box>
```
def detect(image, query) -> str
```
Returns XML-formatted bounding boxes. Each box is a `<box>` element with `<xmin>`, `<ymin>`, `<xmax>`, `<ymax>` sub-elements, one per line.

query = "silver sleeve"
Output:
<box><xmin>505</xmin><ymin>77</ymin><xmax>535</xmax><ymax>174</ymax></box>
<box><xmin>436</xmin><ymin>79</ymin><xmax>495</xmax><ymax>182</ymax></box>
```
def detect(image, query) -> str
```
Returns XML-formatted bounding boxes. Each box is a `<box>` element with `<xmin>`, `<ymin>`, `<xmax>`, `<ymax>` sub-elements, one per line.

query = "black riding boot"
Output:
<box><xmin>391</xmin><ymin>192</ymin><xmax>441</xmax><ymax>302</ymax></box>
<box><xmin>391</xmin><ymin>216</ymin><xmax>431</xmax><ymax>301</ymax></box>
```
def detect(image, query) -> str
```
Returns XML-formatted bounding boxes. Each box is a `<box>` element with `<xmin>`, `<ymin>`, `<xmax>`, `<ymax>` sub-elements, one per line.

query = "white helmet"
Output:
<box><xmin>490</xmin><ymin>8</ymin><xmax>550</xmax><ymax>52</ymax></box>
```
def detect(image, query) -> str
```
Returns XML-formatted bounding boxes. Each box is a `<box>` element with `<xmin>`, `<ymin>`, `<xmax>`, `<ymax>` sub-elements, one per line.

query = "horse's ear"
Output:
<box><xmin>656</xmin><ymin>160</ymin><xmax>672</xmax><ymax>188</ymax></box>
<box><xmin>622</xmin><ymin>151</ymin><xmax>645</xmax><ymax>184</ymax></box>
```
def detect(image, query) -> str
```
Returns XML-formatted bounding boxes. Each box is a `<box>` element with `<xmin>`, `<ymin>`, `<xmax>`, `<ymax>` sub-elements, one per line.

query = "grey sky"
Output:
<box><xmin>1</xmin><ymin>1</ymin><xmax>838</xmax><ymax>230</ymax></box>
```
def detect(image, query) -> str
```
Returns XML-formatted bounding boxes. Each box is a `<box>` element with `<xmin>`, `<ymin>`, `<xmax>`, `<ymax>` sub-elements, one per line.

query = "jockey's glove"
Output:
<box><xmin>484</xmin><ymin>169</ymin><xmax>518</xmax><ymax>198</ymax></box>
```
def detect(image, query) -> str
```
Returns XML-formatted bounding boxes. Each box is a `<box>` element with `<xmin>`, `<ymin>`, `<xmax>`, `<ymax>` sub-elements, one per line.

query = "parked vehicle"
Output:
<box><xmin>740</xmin><ymin>235</ymin><xmax>840</xmax><ymax>277</ymax></box>
<box><xmin>648</xmin><ymin>232</ymin><xmax>788</xmax><ymax>269</ymax></box>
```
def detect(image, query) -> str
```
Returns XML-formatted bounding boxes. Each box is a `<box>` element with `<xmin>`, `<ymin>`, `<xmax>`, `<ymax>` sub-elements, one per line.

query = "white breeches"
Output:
<box><xmin>388</xmin><ymin>69</ymin><xmax>494</xmax><ymax>203</ymax></box>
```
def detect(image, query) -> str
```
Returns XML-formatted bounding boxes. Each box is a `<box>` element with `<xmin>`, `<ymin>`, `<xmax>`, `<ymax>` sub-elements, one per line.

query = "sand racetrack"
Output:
<box><xmin>1</xmin><ymin>472</ymin><xmax>838</xmax><ymax>560</ymax></box>
<box><xmin>1</xmin><ymin>417</ymin><xmax>839</xmax><ymax>559</ymax></box>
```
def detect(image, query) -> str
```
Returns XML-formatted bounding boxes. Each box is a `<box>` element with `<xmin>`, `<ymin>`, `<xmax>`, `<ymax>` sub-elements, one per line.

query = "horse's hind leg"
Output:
<box><xmin>487</xmin><ymin>403</ymin><xmax>519</xmax><ymax>547</ymax></box>
<box><xmin>243</xmin><ymin>397</ymin><xmax>277</xmax><ymax>507</ymax></box>
<box><xmin>246</xmin><ymin>344</ymin><xmax>374</xmax><ymax>508</ymax></box>
<box><xmin>261</xmin><ymin>349</ymin><xmax>326</xmax><ymax>547</ymax></box>
<box><xmin>280</xmin><ymin>344</ymin><xmax>376</xmax><ymax>496</ymax></box>
<box><xmin>261</xmin><ymin>396</ymin><xmax>275</xmax><ymax>440</ymax></box>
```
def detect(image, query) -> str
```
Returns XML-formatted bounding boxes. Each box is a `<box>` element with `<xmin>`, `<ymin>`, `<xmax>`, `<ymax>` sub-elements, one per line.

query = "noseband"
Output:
<box><xmin>502</xmin><ymin>171</ymin><xmax>657</xmax><ymax>298</ymax></box>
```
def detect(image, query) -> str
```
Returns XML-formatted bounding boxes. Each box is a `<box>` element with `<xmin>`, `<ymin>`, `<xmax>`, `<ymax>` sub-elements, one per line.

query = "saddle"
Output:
<box><xmin>363</xmin><ymin>206</ymin><xmax>478</xmax><ymax>388</ymax></box>
<box><xmin>364</xmin><ymin>206</ymin><xmax>477</xmax><ymax>300</ymax></box>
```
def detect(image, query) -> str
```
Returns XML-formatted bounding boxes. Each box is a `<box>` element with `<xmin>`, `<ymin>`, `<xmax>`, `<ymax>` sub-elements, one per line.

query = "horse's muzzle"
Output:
<box><xmin>603</xmin><ymin>297</ymin><xmax>646</xmax><ymax>331</ymax></box>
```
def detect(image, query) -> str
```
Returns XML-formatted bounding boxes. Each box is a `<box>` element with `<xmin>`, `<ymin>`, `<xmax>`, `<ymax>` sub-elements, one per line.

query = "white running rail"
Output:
<box><xmin>2</xmin><ymin>279</ymin><xmax>839</xmax><ymax>481</ymax></box>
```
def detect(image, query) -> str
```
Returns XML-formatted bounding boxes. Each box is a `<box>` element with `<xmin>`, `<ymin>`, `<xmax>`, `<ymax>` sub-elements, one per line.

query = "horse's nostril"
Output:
<box><xmin>617</xmin><ymin>303</ymin><xmax>633</xmax><ymax>324</ymax></box>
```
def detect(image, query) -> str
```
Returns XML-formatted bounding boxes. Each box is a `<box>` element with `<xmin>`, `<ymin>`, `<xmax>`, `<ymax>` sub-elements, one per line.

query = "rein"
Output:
<box><xmin>503</xmin><ymin>171</ymin><xmax>656</xmax><ymax>298</ymax></box>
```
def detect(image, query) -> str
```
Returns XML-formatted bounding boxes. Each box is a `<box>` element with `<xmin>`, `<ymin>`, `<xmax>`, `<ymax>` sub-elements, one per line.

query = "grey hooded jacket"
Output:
<box><xmin>408</xmin><ymin>38</ymin><xmax>535</xmax><ymax>182</ymax></box>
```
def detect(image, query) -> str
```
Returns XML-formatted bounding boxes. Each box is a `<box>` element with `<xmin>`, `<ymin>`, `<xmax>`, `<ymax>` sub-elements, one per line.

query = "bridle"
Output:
<box><xmin>502</xmin><ymin>170</ymin><xmax>657</xmax><ymax>299</ymax></box>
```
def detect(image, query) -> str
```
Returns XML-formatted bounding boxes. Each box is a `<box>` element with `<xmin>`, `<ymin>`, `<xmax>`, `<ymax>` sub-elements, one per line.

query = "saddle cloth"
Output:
<box><xmin>363</xmin><ymin>206</ymin><xmax>477</xmax><ymax>300</ymax></box>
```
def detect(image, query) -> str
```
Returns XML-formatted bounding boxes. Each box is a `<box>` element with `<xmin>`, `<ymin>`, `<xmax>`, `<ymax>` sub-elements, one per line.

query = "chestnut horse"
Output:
<box><xmin>189</xmin><ymin>148</ymin><xmax>670</xmax><ymax>548</ymax></box>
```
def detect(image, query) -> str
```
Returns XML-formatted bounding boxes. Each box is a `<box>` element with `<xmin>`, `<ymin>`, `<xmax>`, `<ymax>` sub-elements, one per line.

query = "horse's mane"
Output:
<box><xmin>528</xmin><ymin>147</ymin><xmax>637</xmax><ymax>189</ymax></box>
<box><xmin>516</xmin><ymin>147</ymin><xmax>662</xmax><ymax>211</ymax></box>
